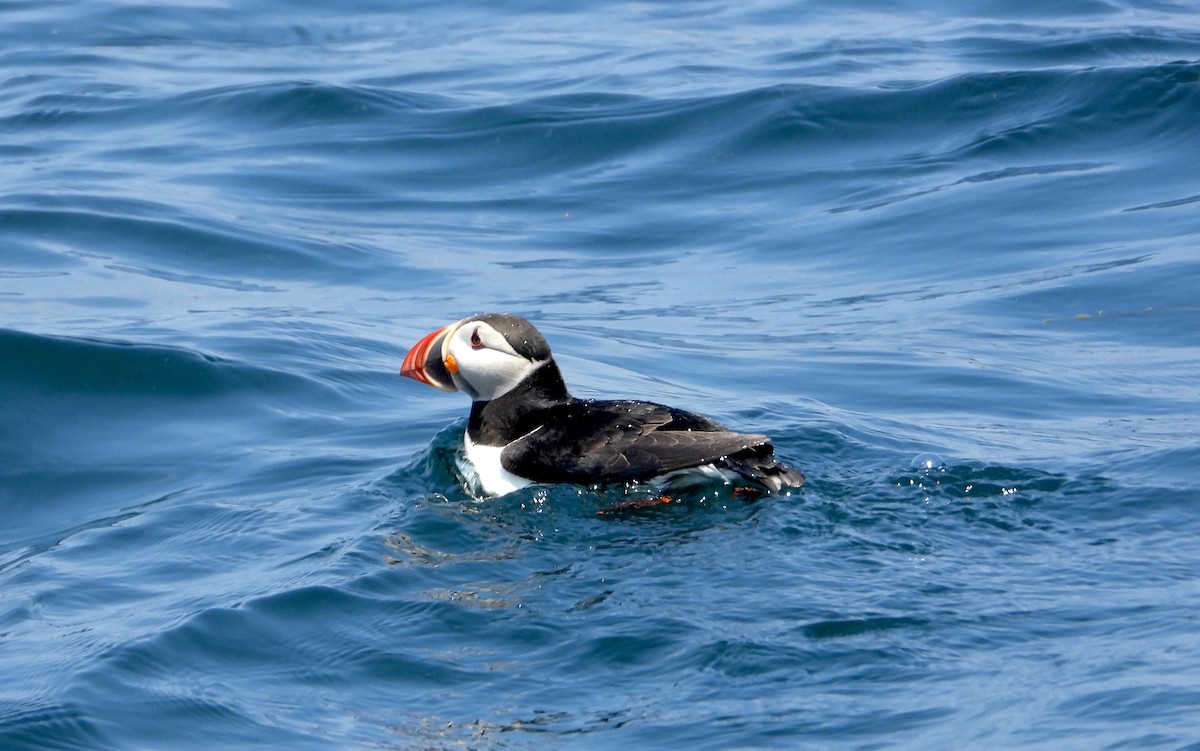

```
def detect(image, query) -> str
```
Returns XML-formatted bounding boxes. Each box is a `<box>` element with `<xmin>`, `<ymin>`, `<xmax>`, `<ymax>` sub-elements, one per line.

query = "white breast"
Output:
<box><xmin>460</xmin><ymin>432</ymin><xmax>533</xmax><ymax>498</ymax></box>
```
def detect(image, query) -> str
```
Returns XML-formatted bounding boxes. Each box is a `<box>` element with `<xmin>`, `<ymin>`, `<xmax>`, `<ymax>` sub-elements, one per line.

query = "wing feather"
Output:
<box><xmin>500</xmin><ymin>399</ymin><xmax>771</xmax><ymax>484</ymax></box>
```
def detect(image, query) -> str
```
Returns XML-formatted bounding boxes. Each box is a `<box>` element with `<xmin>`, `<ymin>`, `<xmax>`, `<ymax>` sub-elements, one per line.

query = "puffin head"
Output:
<box><xmin>401</xmin><ymin>313</ymin><xmax>554</xmax><ymax>403</ymax></box>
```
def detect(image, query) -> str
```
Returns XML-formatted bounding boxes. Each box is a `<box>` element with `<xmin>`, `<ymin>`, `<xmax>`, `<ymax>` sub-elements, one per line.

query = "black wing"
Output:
<box><xmin>500</xmin><ymin>399</ymin><xmax>771</xmax><ymax>485</ymax></box>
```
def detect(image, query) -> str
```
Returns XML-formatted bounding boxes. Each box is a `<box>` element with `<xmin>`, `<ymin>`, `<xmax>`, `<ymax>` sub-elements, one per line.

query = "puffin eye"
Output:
<box><xmin>469</xmin><ymin>328</ymin><xmax>484</xmax><ymax>349</ymax></box>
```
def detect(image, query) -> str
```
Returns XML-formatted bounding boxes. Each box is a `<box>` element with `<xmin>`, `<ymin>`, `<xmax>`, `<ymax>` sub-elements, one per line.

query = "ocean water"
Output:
<box><xmin>3</xmin><ymin>0</ymin><xmax>1200</xmax><ymax>748</ymax></box>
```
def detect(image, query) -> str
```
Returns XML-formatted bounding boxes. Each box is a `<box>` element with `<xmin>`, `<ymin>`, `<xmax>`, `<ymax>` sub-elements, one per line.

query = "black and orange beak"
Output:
<box><xmin>400</xmin><ymin>323</ymin><xmax>459</xmax><ymax>392</ymax></box>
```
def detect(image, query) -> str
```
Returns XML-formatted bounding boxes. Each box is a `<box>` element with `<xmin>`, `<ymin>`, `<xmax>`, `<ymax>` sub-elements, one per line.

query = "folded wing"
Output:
<box><xmin>501</xmin><ymin>399</ymin><xmax>772</xmax><ymax>484</ymax></box>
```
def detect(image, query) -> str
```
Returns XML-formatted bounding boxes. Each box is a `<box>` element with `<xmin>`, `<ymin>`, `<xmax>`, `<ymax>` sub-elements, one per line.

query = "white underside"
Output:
<box><xmin>459</xmin><ymin>433</ymin><xmax>533</xmax><ymax>498</ymax></box>
<box><xmin>654</xmin><ymin>463</ymin><xmax>742</xmax><ymax>489</ymax></box>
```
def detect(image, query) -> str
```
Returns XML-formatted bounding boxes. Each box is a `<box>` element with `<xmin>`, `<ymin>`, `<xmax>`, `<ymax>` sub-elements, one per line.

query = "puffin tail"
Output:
<box><xmin>723</xmin><ymin>446</ymin><xmax>806</xmax><ymax>493</ymax></box>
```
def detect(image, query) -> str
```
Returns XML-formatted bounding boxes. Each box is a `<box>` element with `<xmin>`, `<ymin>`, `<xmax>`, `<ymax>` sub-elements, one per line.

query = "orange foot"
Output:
<box><xmin>731</xmin><ymin>486</ymin><xmax>767</xmax><ymax>501</ymax></box>
<box><xmin>596</xmin><ymin>495</ymin><xmax>673</xmax><ymax>516</ymax></box>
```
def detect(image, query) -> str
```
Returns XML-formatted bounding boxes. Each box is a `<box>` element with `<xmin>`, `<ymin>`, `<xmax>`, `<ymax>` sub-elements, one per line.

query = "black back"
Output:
<box><xmin>496</xmin><ymin>397</ymin><xmax>775</xmax><ymax>485</ymax></box>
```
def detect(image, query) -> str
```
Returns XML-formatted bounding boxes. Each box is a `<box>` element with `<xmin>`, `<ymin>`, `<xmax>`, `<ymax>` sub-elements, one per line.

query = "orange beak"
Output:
<box><xmin>400</xmin><ymin>323</ymin><xmax>459</xmax><ymax>392</ymax></box>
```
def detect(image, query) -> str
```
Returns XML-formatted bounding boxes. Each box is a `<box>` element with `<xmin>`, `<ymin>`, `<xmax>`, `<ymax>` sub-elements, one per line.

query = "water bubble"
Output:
<box><xmin>910</xmin><ymin>453</ymin><xmax>945</xmax><ymax>471</ymax></box>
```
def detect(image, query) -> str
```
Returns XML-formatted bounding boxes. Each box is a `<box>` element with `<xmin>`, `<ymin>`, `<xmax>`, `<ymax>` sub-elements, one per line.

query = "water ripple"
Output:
<box><xmin>3</xmin><ymin>2</ymin><xmax>1200</xmax><ymax>749</ymax></box>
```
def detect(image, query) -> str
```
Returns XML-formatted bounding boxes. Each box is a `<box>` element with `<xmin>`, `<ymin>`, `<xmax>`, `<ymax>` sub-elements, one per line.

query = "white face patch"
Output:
<box><xmin>446</xmin><ymin>321</ymin><xmax>544</xmax><ymax>402</ymax></box>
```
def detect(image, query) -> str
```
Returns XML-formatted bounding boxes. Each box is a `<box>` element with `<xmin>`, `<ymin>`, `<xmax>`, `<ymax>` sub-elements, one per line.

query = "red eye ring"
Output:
<box><xmin>469</xmin><ymin>328</ymin><xmax>484</xmax><ymax>348</ymax></box>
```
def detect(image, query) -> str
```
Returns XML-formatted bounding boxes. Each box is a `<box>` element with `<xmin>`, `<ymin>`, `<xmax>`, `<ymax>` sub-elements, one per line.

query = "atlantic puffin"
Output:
<box><xmin>401</xmin><ymin>313</ymin><xmax>804</xmax><ymax>498</ymax></box>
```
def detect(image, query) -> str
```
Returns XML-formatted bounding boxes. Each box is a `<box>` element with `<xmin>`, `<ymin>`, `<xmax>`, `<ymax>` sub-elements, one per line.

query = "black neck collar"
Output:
<box><xmin>467</xmin><ymin>359</ymin><xmax>571</xmax><ymax>446</ymax></box>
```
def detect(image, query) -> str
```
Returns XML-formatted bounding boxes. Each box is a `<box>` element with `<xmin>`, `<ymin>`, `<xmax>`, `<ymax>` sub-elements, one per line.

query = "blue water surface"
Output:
<box><xmin>3</xmin><ymin>1</ymin><xmax>1200</xmax><ymax>748</ymax></box>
